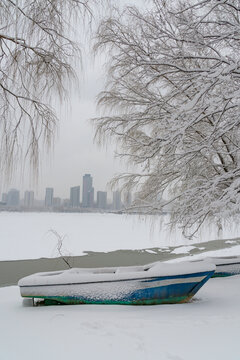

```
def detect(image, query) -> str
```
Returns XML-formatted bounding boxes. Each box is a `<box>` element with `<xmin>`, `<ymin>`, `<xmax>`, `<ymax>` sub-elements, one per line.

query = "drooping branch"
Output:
<box><xmin>94</xmin><ymin>0</ymin><xmax>240</xmax><ymax>237</ymax></box>
<box><xmin>0</xmin><ymin>0</ymin><xmax>97</xmax><ymax>180</ymax></box>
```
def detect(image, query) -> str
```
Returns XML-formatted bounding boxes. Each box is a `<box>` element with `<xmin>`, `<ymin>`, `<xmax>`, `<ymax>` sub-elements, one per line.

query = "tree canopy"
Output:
<box><xmin>0</xmin><ymin>0</ymin><xmax>93</xmax><ymax>178</ymax></box>
<box><xmin>94</xmin><ymin>0</ymin><xmax>240</xmax><ymax>236</ymax></box>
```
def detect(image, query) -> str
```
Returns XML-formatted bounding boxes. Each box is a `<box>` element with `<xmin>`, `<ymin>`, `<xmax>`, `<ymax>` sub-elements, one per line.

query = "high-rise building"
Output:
<box><xmin>82</xmin><ymin>174</ymin><xmax>94</xmax><ymax>207</ymax></box>
<box><xmin>53</xmin><ymin>197</ymin><xmax>61</xmax><ymax>207</ymax></box>
<box><xmin>7</xmin><ymin>189</ymin><xmax>20</xmax><ymax>207</ymax></box>
<box><xmin>70</xmin><ymin>186</ymin><xmax>80</xmax><ymax>207</ymax></box>
<box><xmin>112</xmin><ymin>190</ymin><xmax>122</xmax><ymax>211</ymax></box>
<box><xmin>1</xmin><ymin>193</ymin><xmax>7</xmax><ymax>203</ymax></box>
<box><xmin>123</xmin><ymin>191</ymin><xmax>132</xmax><ymax>208</ymax></box>
<box><xmin>88</xmin><ymin>187</ymin><xmax>94</xmax><ymax>208</ymax></box>
<box><xmin>24</xmin><ymin>191</ymin><xmax>34</xmax><ymax>208</ymax></box>
<box><xmin>45</xmin><ymin>187</ymin><xmax>54</xmax><ymax>207</ymax></box>
<box><xmin>63</xmin><ymin>198</ymin><xmax>70</xmax><ymax>208</ymax></box>
<box><xmin>97</xmin><ymin>191</ymin><xmax>107</xmax><ymax>209</ymax></box>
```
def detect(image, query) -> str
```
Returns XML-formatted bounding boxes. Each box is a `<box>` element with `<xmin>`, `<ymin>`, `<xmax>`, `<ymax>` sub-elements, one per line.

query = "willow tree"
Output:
<box><xmin>0</xmin><ymin>0</ymin><xmax>96</xmax><ymax>179</ymax></box>
<box><xmin>94</xmin><ymin>0</ymin><xmax>240</xmax><ymax>236</ymax></box>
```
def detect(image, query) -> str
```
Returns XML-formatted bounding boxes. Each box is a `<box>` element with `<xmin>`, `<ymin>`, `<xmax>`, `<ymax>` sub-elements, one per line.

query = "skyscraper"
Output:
<box><xmin>53</xmin><ymin>197</ymin><xmax>61</xmax><ymax>207</ymax></box>
<box><xmin>123</xmin><ymin>191</ymin><xmax>132</xmax><ymax>208</ymax></box>
<box><xmin>45</xmin><ymin>188</ymin><xmax>54</xmax><ymax>207</ymax></box>
<box><xmin>24</xmin><ymin>191</ymin><xmax>34</xmax><ymax>208</ymax></box>
<box><xmin>7</xmin><ymin>189</ymin><xmax>20</xmax><ymax>207</ymax></box>
<box><xmin>82</xmin><ymin>174</ymin><xmax>94</xmax><ymax>207</ymax></box>
<box><xmin>112</xmin><ymin>191</ymin><xmax>122</xmax><ymax>211</ymax></box>
<box><xmin>88</xmin><ymin>187</ymin><xmax>94</xmax><ymax>208</ymax></box>
<box><xmin>70</xmin><ymin>186</ymin><xmax>80</xmax><ymax>207</ymax></box>
<box><xmin>1</xmin><ymin>193</ymin><xmax>7</xmax><ymax>203</ymax></box>
<box><xmin>97</xmin><ymin>191</ymin><xmax>107</xmax><ymax>209</ymax></box>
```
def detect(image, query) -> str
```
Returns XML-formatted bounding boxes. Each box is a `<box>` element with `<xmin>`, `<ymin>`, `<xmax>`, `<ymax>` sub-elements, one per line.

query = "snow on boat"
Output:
<box><xmin>18</xmin><ymin>261</ymin><xmax>215</xmax><ymax>305</ymax></box>
<box><xmin>190</xmin><ymin>256</ymin><xmax>240</xmax><ymax>277</ymax></box>
<box><xmin>209</xmin><ymin>256</ymin><xmax>240</xmax><ymax>277</ymax></box>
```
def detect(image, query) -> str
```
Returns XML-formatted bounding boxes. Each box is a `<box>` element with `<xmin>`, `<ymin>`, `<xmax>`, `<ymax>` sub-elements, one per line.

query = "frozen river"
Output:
<box><xmin>1</xmin><ymin>211</ymin><xmax>239</xmax><ymax>261</ymax></box>
<box><xmin>0</xmin><ymin>211</ymin><xmax>240</xmax><ymax>286</ymax></box>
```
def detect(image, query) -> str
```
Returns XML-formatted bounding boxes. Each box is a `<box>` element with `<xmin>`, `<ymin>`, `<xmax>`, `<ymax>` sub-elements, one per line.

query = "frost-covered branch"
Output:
<box><xmin>94</xmin><ymin>0</ymin><xmax>240</xmax><ymax>237</ymax></box>
<box><xmin>0</xmin><ymin>0</ymin><xmax>98</xmax><ymax>180</ymax></box>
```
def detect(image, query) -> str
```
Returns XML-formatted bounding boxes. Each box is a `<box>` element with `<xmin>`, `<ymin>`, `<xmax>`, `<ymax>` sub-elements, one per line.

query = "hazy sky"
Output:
<box><xmin>4</xmin><ymin>0</ymin><xmax>146</xmax><ymax>200</ymax></box>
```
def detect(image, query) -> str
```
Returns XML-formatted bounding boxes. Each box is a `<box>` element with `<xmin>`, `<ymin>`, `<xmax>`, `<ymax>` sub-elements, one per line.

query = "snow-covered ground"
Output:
<box><xmin>1</xmin><ymin>212</ymin><xmax>240</xmax><ymax>260</ymax></box>
<box><xmin>1</xmin><ymin>275</ymin><xmax>240</xmax><ymax>360</ymax></box>
<box><xmin>1</xmin><ymin>212</ymin><xmax>240</xmax><ymax>359</ymax></box>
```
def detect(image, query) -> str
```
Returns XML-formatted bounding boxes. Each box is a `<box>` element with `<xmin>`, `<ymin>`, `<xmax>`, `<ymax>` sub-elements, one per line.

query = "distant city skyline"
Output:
<box><xmin>0</xmin><ymin>173</ymin><xmax>132</xmax><ymax>212</ymax></box>
<box><xmin>2</xmin><ymin>166</ymin><xmax>123</xmax><ymax>200</ymax></box>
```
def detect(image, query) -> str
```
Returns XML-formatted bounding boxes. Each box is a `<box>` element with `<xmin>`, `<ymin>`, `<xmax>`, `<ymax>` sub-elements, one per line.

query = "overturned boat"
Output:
<box><xmin>18</xmin><ymin>261</ymin><xmax>215</xmax><ymax>305</ymax></box>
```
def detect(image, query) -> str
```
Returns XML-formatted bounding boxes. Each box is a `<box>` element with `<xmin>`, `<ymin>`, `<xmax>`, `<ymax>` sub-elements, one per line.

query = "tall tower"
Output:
<box><xmin>97</xmin><ymin>191</ymin><xmax>107</xmax><ymax>209</ymax></box>
<box><xmin>45</xmin><ymin>188</ymin><xmax>54</xmax><ymax>208</ymax></box>
<box><xmin>123</xmin><ymin>191</ymin><xmax>132</xmax><ymax>208</ymax></box>
<box><xmin>7</xmin><ymin>189</ymin><xmax>20</xmax><ymax>207</ymax></box>
<box><xmin>112</xmin><ymin>191</ymin><xmax>122</xmax><ymax>211</ymax></box>
<box><xmin>88</xmin><ymin>187</ymin><xmax>94</xmax><ymax>208</ymax></box>
<box><xmin>82</xmin><ymin>174</ymin><xmax>94</xmax><ymax>207</ymax></box>
<box><xmin>24</xmin><ymin>191</ymin><xmax>34</xmax><ymax>208</ymax></box>
<box><xmin>70</xmin><ymin>186</ymin><xmax>80</xmax><ymax>207</ymax></box>
<box><xmin>2</xmin><ymin>193</ymin><xmax>7</xmax><ymax>203</ymax></box>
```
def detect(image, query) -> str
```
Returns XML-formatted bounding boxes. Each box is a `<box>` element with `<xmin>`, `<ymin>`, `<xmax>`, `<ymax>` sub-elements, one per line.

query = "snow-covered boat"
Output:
<box><xmin>209</xmin><ymin>256</ymin><xmax>240</xmax><ymax>277</ymax></box>
<box><xmin>18</xmin><ymin>261</ymin><xmax>215</xmax><ymax>305</ymax></box>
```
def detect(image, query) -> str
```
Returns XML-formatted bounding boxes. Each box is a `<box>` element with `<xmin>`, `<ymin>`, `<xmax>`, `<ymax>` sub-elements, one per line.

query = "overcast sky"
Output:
<box><xmin>4</xmin><ymin>0</ymin><xmax>146</xmax><ymax>200</ymax></box>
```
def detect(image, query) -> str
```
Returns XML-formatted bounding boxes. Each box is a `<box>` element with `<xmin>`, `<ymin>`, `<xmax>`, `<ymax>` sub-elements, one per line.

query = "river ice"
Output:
<box><xmin>0</xmin><ymin>212</ymin><xmax>239</xmax><ymax>260</ymax></box>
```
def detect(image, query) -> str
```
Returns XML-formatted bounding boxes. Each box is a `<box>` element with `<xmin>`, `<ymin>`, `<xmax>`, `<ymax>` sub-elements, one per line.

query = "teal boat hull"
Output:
<box><xmin>20</xmin><ymin>269</ymin><xmax>215</xmax><ymax>306</ymax></box>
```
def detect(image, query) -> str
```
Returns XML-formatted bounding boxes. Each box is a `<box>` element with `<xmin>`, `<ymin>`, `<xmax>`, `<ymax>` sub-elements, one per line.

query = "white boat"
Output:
<box><xmin>18</xmin><ymin>260</ymin><xmax>215</xmax><ymax>305</ymax></box>
<box><xmin>209</xmin><ymin>256</ymin><xmax>240</xmax><ymax>277</ymax></box>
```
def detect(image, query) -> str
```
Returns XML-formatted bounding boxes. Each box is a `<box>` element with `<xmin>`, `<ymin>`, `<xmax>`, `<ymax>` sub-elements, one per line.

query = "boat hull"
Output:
<box><xmin>211</xmin><ymin>256</ymin><xmax>240</xmax><ymax>277</ymax></box>
<box><xmin>19</xmin><ymin>270</ymin><xmax>214</xmax><ymax>305</ymax></box>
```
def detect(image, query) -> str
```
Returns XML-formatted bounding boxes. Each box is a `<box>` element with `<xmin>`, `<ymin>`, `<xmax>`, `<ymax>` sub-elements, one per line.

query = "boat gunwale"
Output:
<box><xmin>216</xmin><ymin>261</ymin><xmax>240</xmax><ymax>266</ymax></box>
<box><xmin>19</xmin><ymin>270</ymin><xmax>214</xmax><ymax>288</ymax></box>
